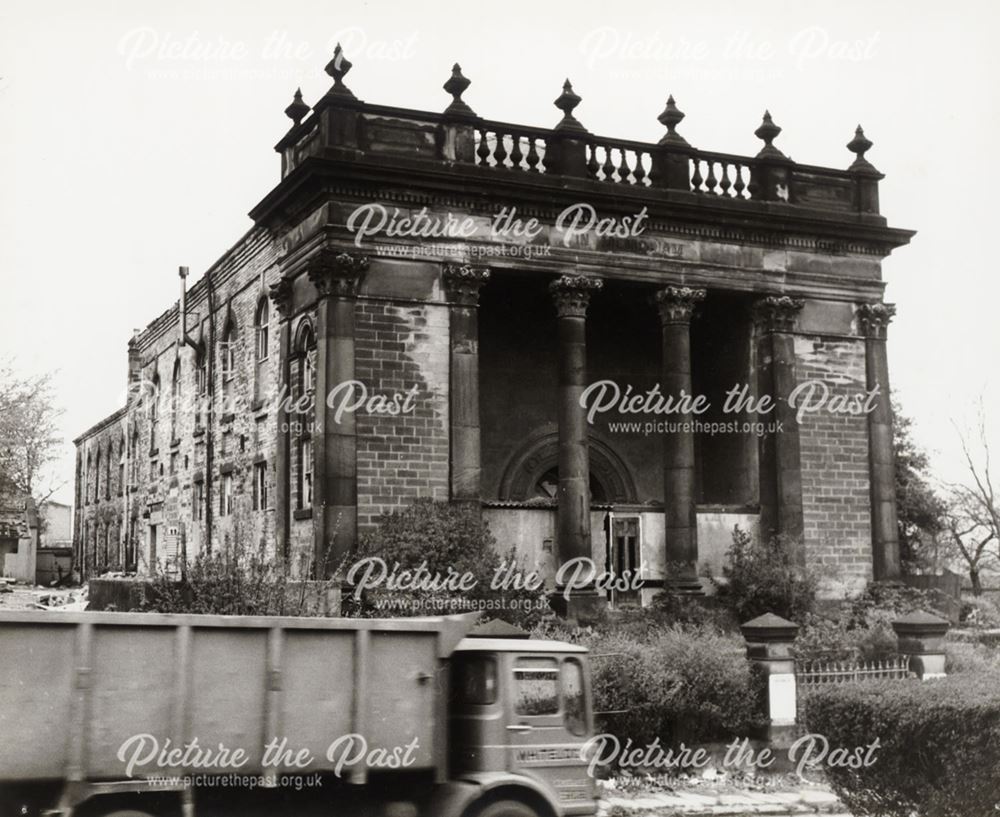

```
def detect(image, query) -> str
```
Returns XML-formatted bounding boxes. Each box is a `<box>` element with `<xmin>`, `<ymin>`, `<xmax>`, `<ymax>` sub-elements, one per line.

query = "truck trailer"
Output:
<box><xmin>0</xmin><ymin>610</ymin><xmax>597</xmax><ymax>817</ymax></box>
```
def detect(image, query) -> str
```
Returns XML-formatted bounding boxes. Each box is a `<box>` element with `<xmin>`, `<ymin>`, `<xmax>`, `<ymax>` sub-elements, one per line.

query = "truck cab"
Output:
<box><xmin>445</xmin><ymin>638</ymin><xmax>597</xmax><ymax>817</ymax></box>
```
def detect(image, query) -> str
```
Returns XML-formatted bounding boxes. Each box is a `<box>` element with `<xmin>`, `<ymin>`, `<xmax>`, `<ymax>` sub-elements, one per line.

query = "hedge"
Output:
<box><xmin>803</xmin><ymin>675</ymin><xmax>1000</xmax><ymax>817</ymax></box>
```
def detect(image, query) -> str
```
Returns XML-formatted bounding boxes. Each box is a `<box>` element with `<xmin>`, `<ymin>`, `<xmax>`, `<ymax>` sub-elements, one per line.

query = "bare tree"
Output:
<box><xmin>0</xmin><ymin>360</ymin><xmax>65</xmax><ymax>504</ymax></box>
<box><xmin>943</xmin><ymin>405</ymin><xmax>1000</xmax><ymax>595</ymax></box>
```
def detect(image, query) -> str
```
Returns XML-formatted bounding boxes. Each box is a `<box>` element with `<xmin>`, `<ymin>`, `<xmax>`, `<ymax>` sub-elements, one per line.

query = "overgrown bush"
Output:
<box><xmin>348</xmin><ymin>499</ymin><xmax>549</xmax><ymax>628</ymax></box>
<box><xmin>142</xmin><ymin>548</ymin><xmax>334</xmax><ymax>616</ymax></box>
<box><xmin>718</xmin><ymin>526</ymin><xmax>817</xmax><ymax>624</ymax></box>
<box><xmin>960</xmin><ymin>595</ymin><xmax>1000</xmax><ymax>628</ymax></box>
<box><xmin>804</xmin><ymin>676</ymin><xmax>1000</xmax><ymax>817</ymax></box>
<box><xmin>551</xmin><ymin>624</ymin><xmax>765</xmax><ymax>752</ymax></box>
<box><xmin>793</xmin><ymin>613</ymin><xmax>898</xmax><ymax>662</ymax></box>
<box><xmin>848</xmin><ymin>582</ymin><xmax>951</xmax><ymax>630</ymax></box>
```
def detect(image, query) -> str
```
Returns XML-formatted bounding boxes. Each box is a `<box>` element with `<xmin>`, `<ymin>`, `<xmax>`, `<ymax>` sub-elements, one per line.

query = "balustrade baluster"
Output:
<box><xmin>733</xmin><ymin>165</ymin><xmax>746</xmax><ymax>198</ymax></box>
<box><xmin>476</xmin><ymin>129</ymin><xmax>491</xmax><ymax>166</ymax></box>
<box><xmin>617</xmin><ymin>149</ymin><xmax>631</xmax><ymax>183</ymax></box>
<box><xmin>586</xmin><ymin>144</ymin><xmax>599</xmax><ymax>178</ymax></box>
<box><xmin>494</xmin><ymin>132</ymin><xmax>508</xmax><ymax>167</ymax></box>
<box><xmin>601</xmin><ymin>145</ymin><xmax>615</xmax><ymax>181</ymax></box>
<box><xmin>690</xmin><ymin>159</ymin><xmax>703</xmax><ymax>192</ymax></box>
<box><xmin>633</xmin><ymin>151</ymin><xmax>646</xmax><ymax>185</ymax></box>
<box><xmin>526</xmin><ymin>138</ymin><xmax>540</xmax><ymax>172</ymax></box>
<box><xmin>510</xmin><ymin>133</ymin><xmax>523</xmax><ymax>170</ymax></box>
<box><xmin>705</xmin><ymin>161</ymin><xmax>718</xmax><ymax>194</ymax></box>
<box><xmin>720</xmin><ymin>163</ymin><xmax>733</xmax><ymax>196</ymax></box>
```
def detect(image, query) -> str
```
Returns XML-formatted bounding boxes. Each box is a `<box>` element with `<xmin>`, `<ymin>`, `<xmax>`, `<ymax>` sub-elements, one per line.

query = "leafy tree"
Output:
<box><xmin>893</xmin><ymin>402</ymin><xmax>946</xmax><ymax>573</ymax></box>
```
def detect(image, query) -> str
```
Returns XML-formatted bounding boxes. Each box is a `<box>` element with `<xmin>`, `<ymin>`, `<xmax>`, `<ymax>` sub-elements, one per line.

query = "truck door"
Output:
<box><xmin>504</xmin><ymin>654</ymin><xmax>595</xmax><ymax>809</ymax></box>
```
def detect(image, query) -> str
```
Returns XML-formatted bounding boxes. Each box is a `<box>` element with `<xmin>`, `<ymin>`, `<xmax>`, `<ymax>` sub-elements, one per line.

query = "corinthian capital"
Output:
<box><xmin>443</xmin><ymin>264</ymin><xmax>491</xmax><ymax>306</ymax></box>
<box><xmin>307</xmin><ymin>250</ymin><xmax>369</xmax><ymax>298</ymax></box>
<box><xmin>549</xmin><ymin>274</ymin><xmax>603</xmax><ymax>318</ymax></box>
<box><xmin>857</xmin><ymin>302</ymin><xmax>896</xmax><ymax>340</ymax></box>
<box><xmin>753</xmin><ymin>295</ymin><xmax>804</xmax><ymax>334</ymax></box>
<box><xmin>654</xmin><ymin>286</ymin><xmax>706</xmax><ymax>325</ymax></box>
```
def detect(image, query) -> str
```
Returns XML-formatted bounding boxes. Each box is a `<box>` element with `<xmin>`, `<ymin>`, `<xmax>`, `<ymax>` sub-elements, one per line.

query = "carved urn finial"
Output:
<box><xmin>754</xmin><ymin>110</ymin><xmax>787</xmax><ymax>159</ymax></box>
<box><xmin>553</xmin><ymin>79</ymin><xmax>588</xmax><ymax>134</ymax></box>
<box><xmin>847</xmin><ymin>124</ymin><xmax>880</xmax><ymax>174</ymax></box>
<box><xmin>657</xmin><ymin>95</ymin><xmax>689</xmax><ymax>146</ymax></box>
<box><xmin>284</xmin><ymin>88</ymin><xmax>310</xmax><ymax>125</ymax></box>
<box><xmin>324</xmin><ymin>43</ymin><xmax>356</xmax><ymax>99</ymax></box>
<box><xmin>443</xmin><ymin>63</ymin><xmax>476</xmax><ymax>117</ymax></box>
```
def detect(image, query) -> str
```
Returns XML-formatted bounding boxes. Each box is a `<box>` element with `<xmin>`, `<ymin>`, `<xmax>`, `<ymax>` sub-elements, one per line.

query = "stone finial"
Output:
<box><xmin>741</xmin><ymin>612</ymin><xmax>800</xmax><ymax>642</ymax></box>
<box><xmin>857</xmin><ymin>302</ymin><xmax>896</xmax><ymax>340</ymax></box>
<box><xmin>753</xmin><ymin>295</ymin><xmax>804</xmax><ymax>334</ymax></box>
<box><xmin>892</xmin><ymin>610</ymin><xmax>950</xmax><ymax>679</ymax></box>
<box><xmin>754</xmin><ymin>110</ymin><xmax>787</xmax><ymax>159</ymax></box>
<box><xmin>443</xmin><ymin>63</ymin><xmax>476</xmax><ymax>118</ymax></box>
<box><xmin>443</xmin><ymin>264</ymin><xmax>490</xmax><ymax>305</ymax></box>
<box><xmin>847</xmin><ymin>125</ymin><xmax>880</xmax><ymax>174</ymax></box>
<box><xmin>324</xmin><ymin>43</ymin><xmax>356</xmax><ymax>100</ymax></box>
<box><xmin>553</xmin><ymin>79</ymin><xmax>588</xmax><ymax>134</ymax></box>
<box><xmin>654</xmin><ymin>286</ymin><xmax>706</xmax><ymax>325</ymax></box>
<box><xmin>657</xmin><ymin>95</ymin><xmax>689</xmax><ymax>147</ymax></box>
<box><xmin>284</xmin><ymin>88</ymin><xmax>310</xmax><ymax>125</ymax></box>
<box><xmin>550</xmin><ymin>274</ymin><xmax>602</xmax><ymax>317</ymax></box>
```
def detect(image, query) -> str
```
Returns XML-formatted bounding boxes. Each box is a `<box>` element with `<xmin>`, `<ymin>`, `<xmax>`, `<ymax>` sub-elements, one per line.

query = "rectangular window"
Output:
<box><xmin>562</xmin><ymin>659</ymin><xmax>587</xmax><ymax>736</ymax></box>
<box><xmin>300</xmin><ymin>439</ymin><xmax>313</xmax><ymax>509</ymax></box>
<box><xmin>170</xmin><ymin>452</ymin><xmax>178</xmax><ymax>475</ymax></box>
<box><xmin>193</xmin><ymin>481</ymin><xmax>203</xmax><ymax>522</ymax></box>
<box><xmin>220</xmin><ymin>473</ymin><xmax>233</xmax><ymax>516</ymax></box>
<box><xmin>513</xmin><ymin>657</ymin><xmax>560</xmax><ymax>716</ymax></box>
<box><xmin>451</xmin><ymin>655</ymin><xmax>497</xmax><ymax>706</ymax></box>
<box><xmin>253</xmin><ymin>462</ymin><xmax>268</xmax><ymax>511</ymax></box>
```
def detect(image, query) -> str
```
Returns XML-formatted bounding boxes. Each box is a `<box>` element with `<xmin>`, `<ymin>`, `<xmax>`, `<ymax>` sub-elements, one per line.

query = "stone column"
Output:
<box><xmin>307</xmin><ymin>251</ymin><xmax>368</xmax><ymax>577</ymax></box>
<box><xmin>858</xmin><ymin>302</ymin><xmax>901</xmax><ymax>581</ymax></box>
<box><xmin>443</xmin><ymin>265</ymin><xmax>490</xmax><ymax>509</ymax></box>
<box><xmin>269</xmin><ymin>277</ymin><xmax>293</xmax><ymax>564</ymax></box>
<box><xmin>655</xmin><ymin>286</ymin><xmax>705</xmax><ymax>594</ymax></box>
<box><xmin>549</xmin><ymin>274</ymin><xmax>603</xmax><ymax>621</ymax></box>
<box><xmin>753</xmin><ymin>296</ymin><xmax>805</xmax><ymax>558</ymax></box>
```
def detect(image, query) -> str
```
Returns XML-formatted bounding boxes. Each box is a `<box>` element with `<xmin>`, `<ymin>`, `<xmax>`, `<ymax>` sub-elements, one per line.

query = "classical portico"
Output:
<box><xmin>73</xmin><ymin>48</ymin><xmax>915</xmax><ymax>600</ymax></box>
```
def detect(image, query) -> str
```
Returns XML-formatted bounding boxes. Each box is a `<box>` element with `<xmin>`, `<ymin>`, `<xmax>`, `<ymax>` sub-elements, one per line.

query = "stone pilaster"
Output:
<box><xmin>443</xmin><ymin>265</ymin><xmax>490</xmax><ymax>509</ymax></box>
<box><xmin>654</xmin><ymin>286</ymin><xmax>705</xmax><ymax>594</ymax></box>
<box><xmin>549</xmin><ymin>274</ymin><xmax>603</xmax><ymax>621</ymax></box>
<box><xmin>858</xmin><ymin>302</ymin><xmax>901</xmax><ymax>580</ymax></box>
<box><xmin>307</xmin><ymin>251</ymin><xmax>368</xmax><ymax>577</ymax></box>
<box><xmin>753</xmin><ymin>296</ymin><xmax>805</xmax><ymax>559</ymax></box>
<box><xmin>269</xmin><ymin>276</ymin><xmax>294</xmax><ymax>565</ymax></box>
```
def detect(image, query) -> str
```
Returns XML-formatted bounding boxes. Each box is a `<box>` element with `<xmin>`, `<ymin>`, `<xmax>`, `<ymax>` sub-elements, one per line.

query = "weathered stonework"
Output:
<box><xmin>74</xmin><ymin>51</ymin><xmax>914</xmax><ymax>601</ymax></box>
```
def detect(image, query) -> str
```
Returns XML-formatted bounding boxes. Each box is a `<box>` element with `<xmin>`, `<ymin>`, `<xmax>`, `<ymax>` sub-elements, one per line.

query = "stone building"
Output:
<box><xmin>74</xmin><ymin>49</ymin><xmax>913</xmax><ymax>610</ymax></box>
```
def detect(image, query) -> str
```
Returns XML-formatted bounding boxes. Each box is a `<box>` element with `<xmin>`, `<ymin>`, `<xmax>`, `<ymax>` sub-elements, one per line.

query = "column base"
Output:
<box><xmin>549</xmin><ymin>588</ymin><xmax>606</xmax><ymax>625</ymax></box>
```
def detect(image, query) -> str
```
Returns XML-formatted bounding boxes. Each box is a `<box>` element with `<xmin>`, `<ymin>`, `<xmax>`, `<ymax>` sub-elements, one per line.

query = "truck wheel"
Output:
<box><xmin>476</xmin><ymin>800</ymin><xmax>540</xmax><ymax>817</ymax></box>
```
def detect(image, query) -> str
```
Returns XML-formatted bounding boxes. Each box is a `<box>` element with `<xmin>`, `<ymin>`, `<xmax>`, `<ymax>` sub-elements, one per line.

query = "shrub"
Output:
<box><xmin>141</xmin><ymin>548</ymin><xmax>334</xmax><ymax>616</ymax></box>
<box><xmin>793</xmin><ymin>613</ymin><xmax>899</xmax><ymax>662</ymax></box>
<box><xmin>803</xmin><ymin>675</ymin><xmax>1000</xmax><ymax>817</ymax></box>
<box><xmin>719</xmin><ymin>526</ymin><xmax>817</xmax><ymax>624</ymax></box>
<box><xmin>960</xmin><ymin>595</ymin><xmax>1000</xmax><ymax>628</ymax></box>
<box><xmin>574</xmin><ymin>624</ymin><xmax>765</xmax><ymax>752</ymax></box>
<box><xmin>349</xmin><ymin>499</ymin><xmax>549</xmax><ymax>629</ymax></box>
<box><xmin>848</xmin><ymin>582</ymin><xmax>951</xmax><ymax>630</ymax></box>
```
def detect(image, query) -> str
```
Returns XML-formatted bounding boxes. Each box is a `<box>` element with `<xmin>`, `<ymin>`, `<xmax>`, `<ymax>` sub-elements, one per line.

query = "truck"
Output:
<box><xmin>0</xmin><ymin>610</ymin><xmax>597</xmax><ymax>817</ymax></box>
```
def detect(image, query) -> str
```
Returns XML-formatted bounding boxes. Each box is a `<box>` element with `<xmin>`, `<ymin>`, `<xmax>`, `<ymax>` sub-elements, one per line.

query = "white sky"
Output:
<box><xmin>2</xmin><ymin>0</ymin><xmax>998</xmax><ymax>505</ymax></box>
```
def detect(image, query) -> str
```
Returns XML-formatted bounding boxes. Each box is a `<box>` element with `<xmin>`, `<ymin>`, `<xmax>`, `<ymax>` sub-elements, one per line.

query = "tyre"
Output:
<box><xmin>475</xmin><ymin>800</ymin><xmax>541</xmax><ymax>817</ymax></box>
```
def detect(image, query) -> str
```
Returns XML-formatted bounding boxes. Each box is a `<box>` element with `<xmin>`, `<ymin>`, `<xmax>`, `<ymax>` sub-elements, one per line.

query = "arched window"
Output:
<box><xmin>105</xmin><ymin>443</ymin><xmax>112</xmax><ymax>500</ymax></box>
<box><xmin>149</xmin><ymin>372</ymin><xmax>160</xmax><ymax>451</ymax></box>
<box><xmin>255</xmin><ymin>299</ymin><xmax>270</xmax><ymax>362</ymax></box>
<box><xmin>85</xmin><ymin>452</ymin><xmax>92</xmax><ymax>505</ymax></box>
<box><xmin>195</xmin><ymin>343</ymin><xmax>207</xmax><ymax>427</ymax></box>
<box><xmin>94</xmin><ymin>448</ymin><xmax>101</xmax><ymax>504</ymax></box>
<box><xmin>296</xmin><ymin>322</ymin><xmax>316</xmax><ymax>397</ymax></box>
